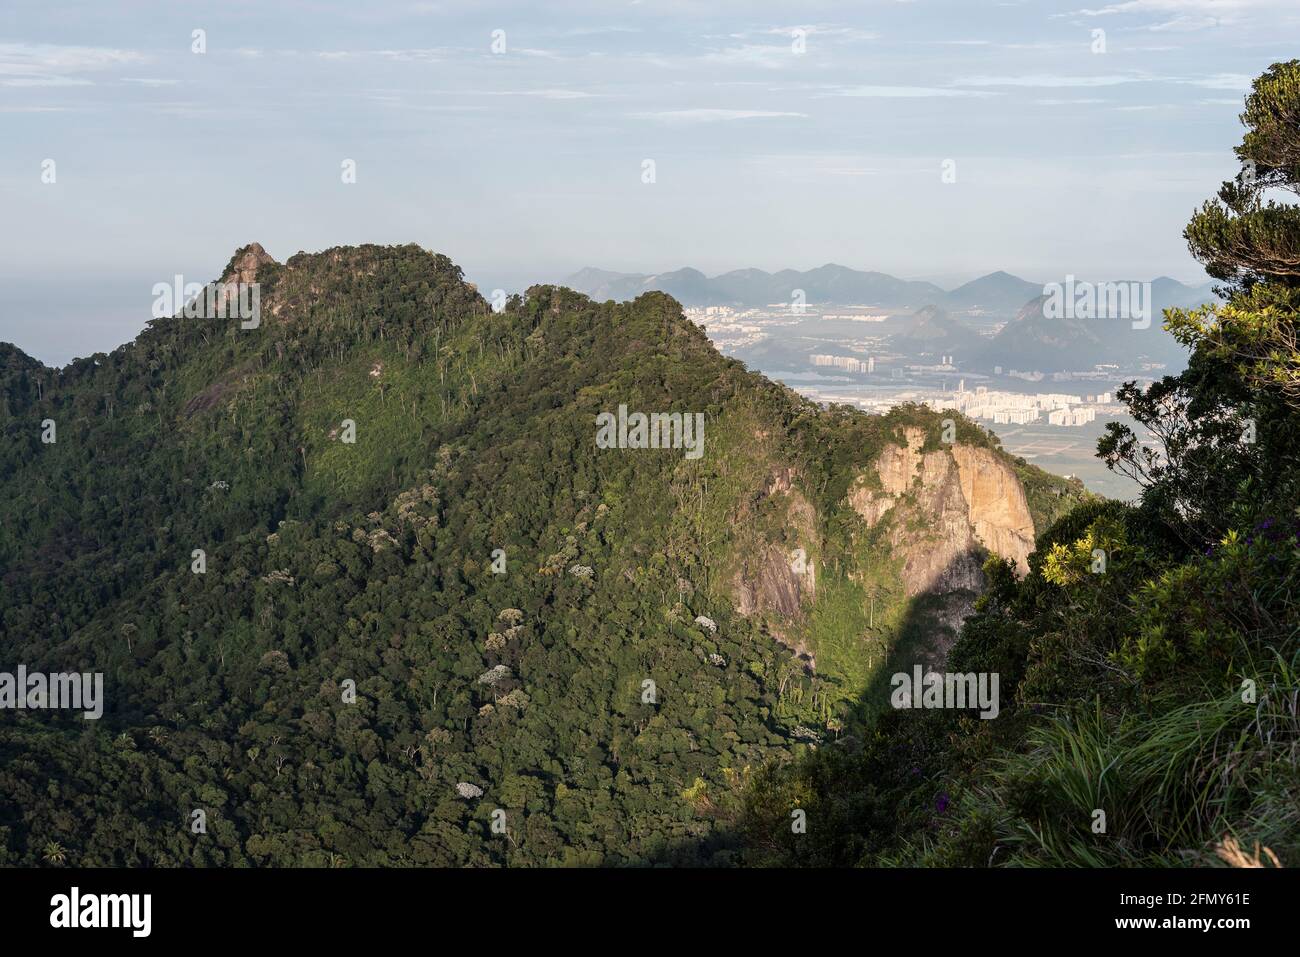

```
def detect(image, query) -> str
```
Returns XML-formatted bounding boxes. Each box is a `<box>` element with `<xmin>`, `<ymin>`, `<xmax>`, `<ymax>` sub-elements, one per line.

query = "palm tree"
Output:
<box><xmin>42</xmin><ymin>841</ymin><xmax>67</xmax><ymax>866</ymax></box>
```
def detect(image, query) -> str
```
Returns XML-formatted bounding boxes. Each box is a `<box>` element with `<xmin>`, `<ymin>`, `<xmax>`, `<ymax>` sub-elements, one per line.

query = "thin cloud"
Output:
<box><xmin>472</xmin><ymin>89</ymin><xmax>601</xmax><ymax>99</ymax></box>
<box><xmin>954</xmin><ymin>73</ymin><xmax>1152</xmax><ymax>88</ymax></box>
<box><xmin>761</xmin><ymin>25</ymin><xmax>881</xmax><ymax>42</ymax></box>
<box><xmin>315</xmin><ymin>48</ymin><xmax>449</xmax><ymax>62</ymax></box>
<box><xmin>631</xmin><ymin>108</ymin><xmax>808</xmax><ymax>123</ymax></box>
<box><xmin>0</xmin><ymin>42</ymin><xmax>143</xmax><ymax>86</ymax></box>
<box><xmin>1179</xmin><ymin>72</ymin><xmax>1252</xmax><ymax>90</ymax></box>
<box><xmin>702</xmin><ymin>44</ymin><xmax>802</xmax><ymax>68</ymax></box>
<box><xmin>1148</xmin><ymin>14</ymin><xmax>1224</xmax><ymax>29</ymax></box>
<box><xmin>824</xmin><ymin>84</ymin><xmax>999</xmax><ymax>98</ymax></box>
<box><xmin>1065</xmin><ymin>0</ymin><xmax>1263</xmax><ymax>28</ymax></box>
<box><xmin>1072</xmin><ymin>0</ymin><xmax>1254</xmax><ymax>14</ymax></box>
<box><xmin>2</xmin><ymin>76</ymin><xmax>91</xmax><ymax>87</ymax></box>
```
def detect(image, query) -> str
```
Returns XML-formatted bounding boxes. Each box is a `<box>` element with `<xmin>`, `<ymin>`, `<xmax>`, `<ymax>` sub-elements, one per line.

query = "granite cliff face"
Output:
<box><xmin>728</xmin><ymin>425</ymin><xmax>1039</xmax><ymax>670</ymax></box>
<box><xmin>950</xmin><ymin>444</ymin><xmax>1036</xmax><ymax>575</ymax></box>
<box><xmin>848</xmin><ymin>426</ymin><xmax>1035</xmax><ymax>597</ymax></box>
<box><xmin>222</xmin><ymin>242</ymin><xmax>275</xmax><ymax>286</ymax></box>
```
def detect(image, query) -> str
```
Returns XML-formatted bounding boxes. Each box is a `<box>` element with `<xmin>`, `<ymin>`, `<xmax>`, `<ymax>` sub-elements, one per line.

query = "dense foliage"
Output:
<box><xmin>0</xmin><ymin>241</ymin><xmax>1069</xmax><ymax>866</ymax></box>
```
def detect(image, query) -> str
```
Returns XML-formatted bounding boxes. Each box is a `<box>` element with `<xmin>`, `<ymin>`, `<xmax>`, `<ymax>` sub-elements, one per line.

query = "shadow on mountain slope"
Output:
<box><xmin>639</xmin><ymin>555</ymin><xmax>991</xmax><ymax>867</ymax></box>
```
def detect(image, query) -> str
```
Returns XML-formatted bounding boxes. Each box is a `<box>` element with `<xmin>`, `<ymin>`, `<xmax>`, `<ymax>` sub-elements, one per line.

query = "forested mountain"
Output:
<box><xmin>570</xmin><ymin>262</ymin><xmax>1218</xmax><ymax>373</ymax></box>
<box><xmin>0</xmin><ymin>240</ymin><xmax>1078</xmax><ymax>866</ymax></box>
<box><xmin>964</xmin><ymin>283</ymin><xmax>1220</xmax><ymax>373</ymax></box>
<box><xmin>943</xmin><ymin>271</ymin><xmax>1044</xmax><ymax>313</ymax></box>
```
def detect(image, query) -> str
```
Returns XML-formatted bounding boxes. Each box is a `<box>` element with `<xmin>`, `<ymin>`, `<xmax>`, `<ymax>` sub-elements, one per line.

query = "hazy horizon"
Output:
<box><xmin>0</xmin><ymin>254</ymin><xmax>1215</xmax><ymax>367</ymax></box>
<box><xmin>6</xmin><ymin>2</ymin><xmax>1298</xmax><ymax>284</ymax></box>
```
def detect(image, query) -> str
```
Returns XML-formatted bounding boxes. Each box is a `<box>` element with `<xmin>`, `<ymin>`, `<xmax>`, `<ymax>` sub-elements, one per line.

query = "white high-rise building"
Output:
<box><xmin>811</xmin><ymin>354</ymin><xmax>873</xmax><ymax>374</ymax></box>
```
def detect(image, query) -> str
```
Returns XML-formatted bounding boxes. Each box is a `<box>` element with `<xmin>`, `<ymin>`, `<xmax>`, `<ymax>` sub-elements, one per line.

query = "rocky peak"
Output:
<box><xmin>221</xmin><ymin>242</ymin><xmax>277</xmax><ymax>286</ymax></box>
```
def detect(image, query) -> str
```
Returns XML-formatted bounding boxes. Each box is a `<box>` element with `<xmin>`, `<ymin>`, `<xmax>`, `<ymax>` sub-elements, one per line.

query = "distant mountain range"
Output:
<box><xmin>564</xmin><ymin>264</ymin><xmax>1215</xmax><ymax>318</ymax></box>
<box><xmin>565</xmin><ymin>265</ymin><xmax>1221</xmax><ymax>372</ymax></box>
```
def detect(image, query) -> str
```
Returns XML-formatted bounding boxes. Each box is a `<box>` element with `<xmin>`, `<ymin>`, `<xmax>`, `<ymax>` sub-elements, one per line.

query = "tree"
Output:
<box><xmin>1186</xmin><ymin>60</ymin><xmax>1300</xmax><ymax>294</ymax></box>
<box><xmin>1101</xmin><ymin>59</ymin><xmax>1300</xmax><ymax>539</ymax></box>
<box><xmin>42</xmin><ymin>841</ymin><xmax>67</xmax><ymax>866</ymax></box>
<box><xmin>1179</xmin><ymin>60</ymin><xmax>1300</xmax><ymax>412</ymax></box>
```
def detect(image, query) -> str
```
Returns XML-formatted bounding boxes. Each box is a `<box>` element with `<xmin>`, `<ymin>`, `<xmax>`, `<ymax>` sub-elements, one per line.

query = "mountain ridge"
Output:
<box><xmin>0</xmin><ymin>241</ymin><xmax>1086</xmax><ymax>866</ymax></box>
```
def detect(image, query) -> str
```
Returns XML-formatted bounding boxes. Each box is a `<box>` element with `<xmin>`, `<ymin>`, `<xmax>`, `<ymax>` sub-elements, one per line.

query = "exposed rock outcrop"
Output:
<box><xmin>730</xmin><ymin>466</ymin><xmax>819</xmax><ymax>670</ymax></box>
<box><xmin>950</xmin><ymin>444</ymin><xmax>1035</xmax><ymax>575</ymax></box>
<box><xmin>848</xmin><ymin>427</ymin><xmax>1035</xmax><ymax>596</ymax></box>
<box><xmin>725</xmin><ymin>429</ymin><xmax>1036</xmax><ymax>672</ymax></box>
<box><xmin>732</xmin><ymin>468</ymin><xmax>817</xmax><ymax>619</ymax></box>
<box><xmin>222</xmin><ymin>242</ymin><xmax>276</xmax><ymax>286</ymax></box>
<box><xmin>836</xmin><ymin>427</ymin><xmax>1037</xmax><ymax>661</ymax></box>
<box><xmin>733</xmin><ymin>545</ymin><xmax>813</xmax><ymax>619</ymax></box>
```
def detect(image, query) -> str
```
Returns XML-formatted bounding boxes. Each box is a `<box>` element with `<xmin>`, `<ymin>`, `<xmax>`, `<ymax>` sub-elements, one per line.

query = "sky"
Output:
<box><xmin>2</xmin><ymin>0</ymin><xmax>1299</xmax><ymax>363</ymax></box>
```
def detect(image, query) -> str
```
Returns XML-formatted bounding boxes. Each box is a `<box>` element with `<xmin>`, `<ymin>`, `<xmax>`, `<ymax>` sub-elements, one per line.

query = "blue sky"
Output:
<box><xmin>2</xmin><ymin>0</ymin><xmax>1298</xmax><ymax>362</ymax></box>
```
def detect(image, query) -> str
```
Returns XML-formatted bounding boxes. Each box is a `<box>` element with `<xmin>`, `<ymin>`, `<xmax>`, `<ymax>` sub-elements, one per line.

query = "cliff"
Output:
<box><xmin>729</xmin><ymin>424</ymin><xmax>1040</xmax><ymax>671</ymax></box>
<box><xmin>848</xmin><ymin>426</ymin><xmax>1034</xmax><ymax>590</ymax></box>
